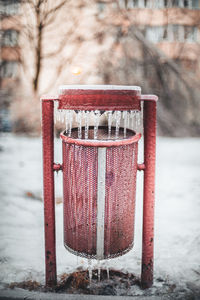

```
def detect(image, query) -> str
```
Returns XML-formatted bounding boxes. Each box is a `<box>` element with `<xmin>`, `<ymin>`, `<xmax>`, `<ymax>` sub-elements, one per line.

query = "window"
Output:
<box><xmin>181</xmin><ymin>0</ymin><xmax>193</xmax><ymax>7</ymax></box>
<box><xmin>162</xmin><ymin>26</ymin><xmax>168</xmax><ymax>40</ymax></box>
<box><xmin>97</xmin><ymin>2</ymin><xmax>106</xmax><ymax>12</ymax></box>
<box><xmin>145</xmin><ymin>0</ymin><xmax>154</xmax><ymax>8</ymax></box>
<box><xmin>171</xmin><ymin>0</ymin><xmax>180</xmax><ymax>6</ymax></box>
<box><xmin>171</xmin><ymin>0</ymin><xmax>197</xmax><ymax>7</ymax></box>
<box><xmin>0</xmin><ymin>61</ymin><xmax>18</xmax><ymax>78</ymax></box>
<box><xmin>118</xmin><ymin>0</ymin><xmax>126</xmax><ymax>8</ymax></box>
<box><xmin>145</xmin><ymin>25</ymin><xmax>198</xmax><ymax>43</ymax></box>
<box><xmin>184</xmin><ymin>0</ymin><xmax>189</xmax><ymax>7</ymax></box>
<box><xmin>0</xmin><ymin>0</ymin><xmax>20</xmax><ymax>16</ymax></box>
<box><xmin>0</xmin><ymin>109</ymin><xmax>12</xmax><ymax>132</ymax></box>
<box><xmin>173</xmin><ymin>25</ymin><xmax>179</xmax><ymax>41</ymax></box>
<box><xmin>133</xmin><ymin>0</ymin><xmax>139</xmax><ymax>6</ymax></box>
<box><xmin>123</xmin><ymin>0</ymin><xmax>199</xmax><ymax>8</ymax></box>
<box><xmin>145</xmin><ymin>27</ymin><xmax>157</xmax><ymax>42</ymax></box>
<box><xmin>145</xmin><ymin>26</ymin><xmax>164</xmax><ymax>42</ymax></box>
<box><xmin>192</xmin><ymin>0</ymin><xmax>199</xmax><ymax>8</ymax></box>
<box><xmin>157</xmin><ymin>0</ymin><xmax>165</xmax><ymax>8</ymax></box>
<box><xmin>1</xmin><ymin>30</ymin><xmax>19</xmax><ymax>47</ymax></box>
<box><xmin>139</xmin><ymin>0</ymin><xmax>145</xmax><ymax>8</ymax></box>
<box><xmin>96</xmin><ymin>1</ymin><xmax>106</xmax><ymax>19</ymax></box>
<box><xmin>178</xmin><ymin>26</ymin><xmax>185</xmax><ymax>42</ymax></box>
<box><xmin>164</xmin><ymin>0</ymin><xmax>168</xmax><ymax>6</ymax></box>
<box><xmin>136</xmin><ymin>0</ymin><xmax>145</xmax><ymax>8</ymax></box>
<box><xmin>126</xmin><ymin>0</ymin><xmax>134</xmax><ymax>8</ymax></box>
<box><xmin>184</xmin><ymin>26</ymin><xmax>198</xmax><ymax>42</ymax></box>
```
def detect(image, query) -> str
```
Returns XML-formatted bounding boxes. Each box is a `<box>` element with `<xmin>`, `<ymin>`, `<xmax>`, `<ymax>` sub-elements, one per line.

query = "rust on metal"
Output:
<box><xmin>53</xmin><ymin>163</ymin><xmax>63</xmax><ymax>172</ymax></box>
<box><xmin>60</xmin><ymin>129</ymin><xmax>141</xmax><ymax>148</ymax></box>
<box><xmin>61</xmin><ymin>127</ymin><xmax>140</xmax><ymax>259</ymax></box>
<box><xmin>42</xmin><ymin>98</ymin><xmax>57</xmax><ymax>287</ymax></box>
<box><xmin>141</xmin><ymin>96</ymin><xmax>157</xmax><ymax>289</ymax></box>
<box><xmin>40</xmin><ymin>87</ymin><xmax>158</xmax><ymax>290</ymax></box>
<box><xmin>141</xmin><ymin>94</ymin><xmax>158</xmax><ymax>102</ymax></box>
<box><xmin>137</xmin><ymin>163</ymin><xmax>145</xmax><ymax>171</ymax></box>
<box><xmin>58</xmin><ymin>88</ymin><xmax>141</xmax><ymax>111</ymax></box>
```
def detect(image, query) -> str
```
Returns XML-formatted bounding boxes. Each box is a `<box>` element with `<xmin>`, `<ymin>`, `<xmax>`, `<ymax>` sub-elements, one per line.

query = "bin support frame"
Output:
<box><xmin>141</xmin><ymin>95</ymin><xmax>157</xmax><ymax>288</ymax></box>
<box><xmin>42</xmin><ymin>98</ymin><xmax>57</xmax><ymax>286</ymax></box>
<box><xmin>41</xmin><ymin>91</ymin><xmax>157</xmax><ymax>288</ymax></box>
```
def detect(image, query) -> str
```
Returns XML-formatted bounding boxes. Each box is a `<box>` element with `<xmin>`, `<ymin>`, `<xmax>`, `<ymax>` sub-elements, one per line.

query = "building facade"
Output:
<box><xmin>105</xmin><ymin>0</ymin><xmax>200</xmax><ymax>73</ymax></box>
<box><xmin>0</xmin><ymin>0</ymin><xmax>21</xmax><ymax>131</ymax></box>
<box><xmin>0</xmin><ymin>0</ymin><xmax>200</xmax><ymax>132</ymax></box>
<box><xmin>0</xmin><ymin>0</ymin><xmax>20</xmax><ymax>87</ymax></box>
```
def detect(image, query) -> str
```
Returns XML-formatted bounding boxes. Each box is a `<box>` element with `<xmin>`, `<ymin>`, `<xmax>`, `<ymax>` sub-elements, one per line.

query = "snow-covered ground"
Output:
<box><xmin>0</xmin><ymin>134</ymin><xmax>200</xmax><ymax>297</ymax></box>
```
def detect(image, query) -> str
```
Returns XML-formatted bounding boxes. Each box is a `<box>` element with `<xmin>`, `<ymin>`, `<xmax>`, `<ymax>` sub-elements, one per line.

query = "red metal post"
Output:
<box><xmin>141</xmin><ymin>96</ymin><xmax>157</xmax><ymax>288</ymax></box>
<box><xmin>41</xmin><ymin>98</ymin><xmax>57</xmax><ymax>286</ymax></box>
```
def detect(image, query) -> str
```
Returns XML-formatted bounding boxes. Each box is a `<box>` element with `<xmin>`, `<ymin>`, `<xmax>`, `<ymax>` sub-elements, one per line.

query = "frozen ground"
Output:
<box><xmin>0</xmin><ymin>134</ymin><xmax>200</xmax><ymax>298</ymax></box>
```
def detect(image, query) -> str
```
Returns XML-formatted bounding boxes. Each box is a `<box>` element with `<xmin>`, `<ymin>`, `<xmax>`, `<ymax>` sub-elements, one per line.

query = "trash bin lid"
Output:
<box><xmin>59</xmin><ymin>85</ymin><xmax>141</xmax><ymax>94</ymax></box>
<box><xmin>58</xmin><ymin>85</ymin><xmax>141</xmax><ymax>111</ymax></box>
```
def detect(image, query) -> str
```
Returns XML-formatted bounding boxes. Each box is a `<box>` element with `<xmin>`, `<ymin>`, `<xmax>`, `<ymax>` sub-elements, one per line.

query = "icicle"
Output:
<box><xmin>94</xmin><ymin>110</ymin><xmax>100</xmax><ymax>140</ymax></box>
<box><xmin>107</xmin><ymin>111</ymin><xmax>113</xmax><ymax>139</ymax></box>
<box><xmin>106</xmin><ymin>266</ymin><xmax>110</xmax><ymax>280</ymax></box>
<box><xmin>115</xmin><ymin>111</ymin><xmax>121</xmax><ymax>139</ymax></box>
<box><xmin>58</xmin><ymin>109</ymin><xmax>63</xmax><ymax>123</ymax></box>
<box><xmin>59</xmin><ymin>110</ymin><xmax>62</xmax><ymax>123</ymax></box>
<box><xmin>57</xmin><ymin>110</ymin><xmax>60</xmax><ymax>123</ymax></box>
<box><xmin>130</xmin><ymin>111</ymin><xmax>133</xmax><ymax>130</ymax></box>
<box><xmin>130</xmin><ymin>110</ymin><xmax>136</xmax><ymax>131</ymax></box>
<box><xmin>84</xmin><ymin>111</ymin><xmax>90</xmax><ymax>139</ymax></box>
<box><xmin>123</xmin><ymin>111</ymin><xmax>127</xmax><ymax>138</ymax></box>
<box><xmin>136</xmin><ymin>111</ymin><xmax>138</xmax><ymax>129</ymax></box>
<box><xmin>65</xmin><ymin>110</ymin><xmax>69</xmax><ymax>134</ymax></box>
<box><xmin>62</xmin><ymin>109</ymin><xmax>65</xmax><ymax>123</ymax></box>
<box><xmin>57</xmin><ymin>109</ymin><xmax>64</xmax><ymax>123</ymax></box>
<box><xmin>54</xmin><ymin>101</ymin><xmax>59</xmax><ymax>124</ymax></box>
<box><xmin>97</xmin><ymin>260</ymin><xmax>101</xmax><ymax>282</ymax></box>
<box><xmin>88</xmin><ymin>259</ymin><xmax>92</xmax><ymax>283</ymax></box>
<box><xmin>76</xmin><ymin>111</ymin><xmax>82</xmax><ymax>139</ymax></box>
<box><xmin>68</xmin><ymin>110</ymin><xmax>73</xmax><ymax>137</ymax></box>
<box><xmin>136</xmin><ymin>110</ymin><xmax>141</xmax><ymax>132</ymax></box>
<box><xmin>127</xmin><ymin>111</ymin><xmax>130</xmax><ymax>129</ymax></box>
<box><xmin>138</xmin><ymin>111</ymin><xmax>141</xmax><ymax>127</ymax></box>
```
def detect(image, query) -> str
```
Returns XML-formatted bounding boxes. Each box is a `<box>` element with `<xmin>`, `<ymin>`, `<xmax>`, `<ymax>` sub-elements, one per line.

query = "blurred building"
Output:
<box><xmin>0</xmin><ymin>0</ymin><xmax>200</xmax><ymax>133</ymax></box>
<box><xmin>103</xmin><ymin>0</ymin><xmax>200</xmax><ymax>74</ymax></box>
<box><xmin>0</xmin><ymin>0</ymin><xmax>21</xmax><ymax>131</ymax></box>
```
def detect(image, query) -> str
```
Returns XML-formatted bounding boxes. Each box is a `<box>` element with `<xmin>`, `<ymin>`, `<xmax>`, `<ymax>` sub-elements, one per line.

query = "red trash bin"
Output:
<box><xmin>41</xmin><ymin>85</ymin><xmax>158</xmax><ymax>288</ymax></box>
<box><xmin>61</xmin><ymin>126</ymin><xmax>141</xmax><ymax>260</ymax></box>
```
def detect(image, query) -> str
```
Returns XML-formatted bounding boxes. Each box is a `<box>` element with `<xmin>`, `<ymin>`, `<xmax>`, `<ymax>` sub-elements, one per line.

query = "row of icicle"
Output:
<box><xmin>87</xmin><ymin>259</ymin><xmax>110</xmax><ymax>283</ymax></box>
<box><xmin>54</xmin><ymin>101</ymin><xmax>142</xmax><ymax>139</ymax></box>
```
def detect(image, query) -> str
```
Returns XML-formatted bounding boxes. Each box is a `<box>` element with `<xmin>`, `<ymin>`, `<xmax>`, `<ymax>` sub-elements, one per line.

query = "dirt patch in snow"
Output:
<box><xmin>8</xmin><ymin>269</ymin><xmax>140</xmax><ymax>296</ymax></box>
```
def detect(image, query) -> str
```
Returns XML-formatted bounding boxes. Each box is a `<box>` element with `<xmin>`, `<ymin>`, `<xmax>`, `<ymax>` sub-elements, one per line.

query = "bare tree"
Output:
<box><xmin>19</xmin><ymin>0</ymin><xmax>77</xmax><ymax>94</ymax></box>
<box><xmin>94</xmin><ymin>1</ymin><xmax>200</xmax><ymax>135</ymax></box>
<box><xmin>2</xmin><ymin>0</ymin><xmax>200</xmax><ymax>135</ymax></box>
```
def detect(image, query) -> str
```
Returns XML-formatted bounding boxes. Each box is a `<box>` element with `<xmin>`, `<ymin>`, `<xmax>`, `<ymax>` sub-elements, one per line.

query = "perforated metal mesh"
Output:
<box><xmin>62</xmin><ymin>127</ymin><xmax>139</xmax><ymax>259</ymax></box>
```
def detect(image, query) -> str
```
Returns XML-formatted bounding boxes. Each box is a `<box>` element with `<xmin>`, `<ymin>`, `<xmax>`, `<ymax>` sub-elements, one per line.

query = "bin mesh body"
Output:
<box><xmin>62</xmin><ymin>128</ymin><xmax>139</xmax><ymax>259</ymax></box>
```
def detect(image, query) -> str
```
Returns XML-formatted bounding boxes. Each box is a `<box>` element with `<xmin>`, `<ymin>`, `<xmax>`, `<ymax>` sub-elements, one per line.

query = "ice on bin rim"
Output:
<box><xmin>59</xmin><ymin>85</ymin><xmax>141</xmax><ymax>95</ymax></box>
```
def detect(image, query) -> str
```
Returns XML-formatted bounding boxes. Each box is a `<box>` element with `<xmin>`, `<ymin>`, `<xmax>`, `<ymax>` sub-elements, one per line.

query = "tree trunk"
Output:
<box><xmin>33</xmin><ymin>2</ymin><xmax>43</xmax><ymax>93</ymax></box>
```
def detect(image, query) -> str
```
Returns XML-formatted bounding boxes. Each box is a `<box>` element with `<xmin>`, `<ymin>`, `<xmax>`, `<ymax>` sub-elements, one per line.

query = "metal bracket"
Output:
<box><xmin>53</xmin><ymin>163</ymin><xmax>63</xmax><ymax>172</ymax></box>
<box><xmin>137</xmin><ymin>163</ymin><xmax>145</xmax><ymax>171</ymax></box>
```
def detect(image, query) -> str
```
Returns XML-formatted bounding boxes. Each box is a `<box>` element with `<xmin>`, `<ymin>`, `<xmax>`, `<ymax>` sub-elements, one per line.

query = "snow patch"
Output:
<box><xmin>0</xmin><ymin>134</ymin><xmax>200</xmax><ymax>296</ymax></box>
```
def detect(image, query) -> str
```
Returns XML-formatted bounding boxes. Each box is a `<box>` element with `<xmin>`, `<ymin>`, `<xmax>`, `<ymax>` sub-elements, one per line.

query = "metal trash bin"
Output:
<box><xmin>61</xmin><ymin>126</ymin><xmax>141</xmax><ymax>260</ymax></box>
<box><xmin>41</xmin><ymin>85</ymin><xmax>158</xmax><ymax>288</ymax></box>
